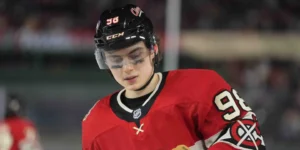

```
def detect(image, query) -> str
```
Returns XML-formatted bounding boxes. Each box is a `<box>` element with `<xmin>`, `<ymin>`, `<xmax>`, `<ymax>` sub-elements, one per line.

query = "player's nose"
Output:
<box><xmin>122</xmin><ymin>62</ymin><xmax>134</xmax><ymax>73</ymax></box>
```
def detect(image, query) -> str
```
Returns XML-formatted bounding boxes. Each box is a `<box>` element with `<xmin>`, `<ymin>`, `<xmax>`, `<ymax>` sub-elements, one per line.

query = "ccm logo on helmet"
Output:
<box><xmin>106</xmin><ymin>32</ymin><xmax>125</xmax><ymax>40</ymax></box>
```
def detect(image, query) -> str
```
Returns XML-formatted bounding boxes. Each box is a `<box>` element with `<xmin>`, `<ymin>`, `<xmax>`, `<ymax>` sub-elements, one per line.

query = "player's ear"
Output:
<box><xmin>150</xmin><ymin>44</ymin><xmax>158</xmax><ymax>59</ymax></box>
<box><xmin>153</xmin><ymin>44</ymin><xmax>158</xmax><ymax>55</ymax></box>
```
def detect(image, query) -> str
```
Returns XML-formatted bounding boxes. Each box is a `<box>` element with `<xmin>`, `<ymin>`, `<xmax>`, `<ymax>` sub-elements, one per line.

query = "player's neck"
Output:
<box><xmin>125</xmin><ymin>73</ymin><xmax>159</xmax><ymax>99</ymax></box>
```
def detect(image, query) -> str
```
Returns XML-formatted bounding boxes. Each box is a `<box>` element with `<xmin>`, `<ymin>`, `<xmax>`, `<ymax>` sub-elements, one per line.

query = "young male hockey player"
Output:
<box><xmin>0</xmin><ymin>94</ymin><xmax>42</xmax><ymax>150</ymax></box>
<box><xmin>82</xmin><ymin>4</ymin><xmax>266</xmax><ymax>150</ymax></box>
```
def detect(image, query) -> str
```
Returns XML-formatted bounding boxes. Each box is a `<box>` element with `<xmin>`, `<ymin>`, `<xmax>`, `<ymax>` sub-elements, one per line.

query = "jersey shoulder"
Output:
<box><xmin>2</xmin><ymin>117</ymin><xmax>36</xmax><ymax>133</ymax></box>
<box><xmin>167</xmin><ymin>68</ymin><xmax>221</xmax><ymax>81</ymax></box>
<box><xmin>82</xmin><ymin>92</ymin><xmax>122</xmax><ymax>148</ymax></box>
<box><xmin>82</xmin><ymin>92</ymin><xmax>121</xmax><ymax>130</ymax></box>
<box><xmin>82</xmin><ymin>93</ymin><xmax>114</xmax><ymax>123</ymax></box>
<box><xmin>166</xmin><ymin>69</ymin><xmax>225</xmax><ymax>91</ymax></box>
<box><xmin>161</xmin><ymin>69</ymin><xmax>229</xmax><ymax>105</ymax></box>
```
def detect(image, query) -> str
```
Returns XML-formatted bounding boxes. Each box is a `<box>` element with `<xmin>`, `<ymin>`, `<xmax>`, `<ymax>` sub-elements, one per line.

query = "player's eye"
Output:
<box><xmin>129</xmin><ymin>52</ymin><xmax>142</xmax><ymax>60</ymax></box>
<box><xmin>108</xmin><ymin>57</ymin><xmax>123</xmax><ymax>63</ymax></box>
<box><xmin>110</xmin><ymin>64</ymin><xmax>123</xmax><ymax>69</ymax></box>
<box><xmin>132</xmin><ymin>58</ymin><xmax>144</xmax><ymax>64</ymax></box>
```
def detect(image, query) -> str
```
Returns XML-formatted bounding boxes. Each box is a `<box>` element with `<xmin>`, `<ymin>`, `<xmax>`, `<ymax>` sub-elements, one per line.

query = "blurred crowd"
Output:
<box><xmin>1</xmin><ymin>0</ymin><xmax>300</xmax><ymax>149</ymax></box>
<box><xmin>181</xmin><ymin>0</ymin><xmax>300</xmax><ymax>31</ymax></box>
<box><xmin>1</xmin><ymin>0</ymin><xmax>300</xmax><ymax>50</ymax></box>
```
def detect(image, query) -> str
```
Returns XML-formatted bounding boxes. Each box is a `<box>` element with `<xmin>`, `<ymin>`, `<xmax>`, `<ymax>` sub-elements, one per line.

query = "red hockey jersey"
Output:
<box><xmin>0</xmin><ymin>117</ymin><xmax>42</xmax><ymax>150</ymax></box>
<box><xmin>82</xmin><ymin>69</ymin><xmax>265</xmax><ymax>150</ymax></box>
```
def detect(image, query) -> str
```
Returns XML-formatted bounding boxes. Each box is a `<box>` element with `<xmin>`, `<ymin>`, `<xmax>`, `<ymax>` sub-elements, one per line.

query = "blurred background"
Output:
<box><xmin>1</xmin><ymin>0</ymin><xmax>300</xmax><ymax>149</ymax></box>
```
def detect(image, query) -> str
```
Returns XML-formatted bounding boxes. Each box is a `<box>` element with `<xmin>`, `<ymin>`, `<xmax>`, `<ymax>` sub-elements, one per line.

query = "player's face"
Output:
<box><xmin>104</xmin><ymin>41</ymin><xmax>155</xmax><ymax>91</ymax></box>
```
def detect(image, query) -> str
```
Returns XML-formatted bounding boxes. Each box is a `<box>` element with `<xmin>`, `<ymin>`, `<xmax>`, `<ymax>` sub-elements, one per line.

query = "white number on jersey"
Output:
<box><xmin>214</xmin><ymin>89</ymin><xmax>252</xmax><ymax>121</ymax></box>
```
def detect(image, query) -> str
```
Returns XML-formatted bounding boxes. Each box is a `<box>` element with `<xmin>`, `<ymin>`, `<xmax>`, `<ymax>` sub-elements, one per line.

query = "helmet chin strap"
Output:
<box><xmin>134</xmin><ymin>48</ymin><xmax>158</xmax><ymax>92</ymax></box>
<box><xmin>134</xmin><ymin>69</ymin><xmax>155</xmax><ymax>91</ymax></box>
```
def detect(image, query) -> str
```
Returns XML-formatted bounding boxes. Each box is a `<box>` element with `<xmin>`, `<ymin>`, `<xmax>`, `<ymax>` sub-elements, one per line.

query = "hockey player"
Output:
<box><xmin>0</xmin><ymin>94</ymin><xmax>42</xmax><ymax>150</ymax></box>
<box><xmin>82</xmin><ymin>4</ymin><xmax>266</xmax><ymax>150</ymax></box>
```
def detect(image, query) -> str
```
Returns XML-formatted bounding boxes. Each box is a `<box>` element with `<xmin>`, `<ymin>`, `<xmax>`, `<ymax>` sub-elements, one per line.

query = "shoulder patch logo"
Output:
<box><xmin>172</xmin><ymin>144</ymin><xmax>190</xmax><ymax>150</ymax></box>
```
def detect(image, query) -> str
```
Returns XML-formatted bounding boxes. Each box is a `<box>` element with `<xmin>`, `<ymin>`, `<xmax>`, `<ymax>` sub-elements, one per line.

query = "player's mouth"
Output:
<box><xmin>124</xmin><ymin>76</ymin><xmax>138</xmax><ymax>83</ymax></box>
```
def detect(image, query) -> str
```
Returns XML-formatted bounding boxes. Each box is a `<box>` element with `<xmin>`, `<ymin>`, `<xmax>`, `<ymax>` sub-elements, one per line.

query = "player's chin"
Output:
<box><xmin>125</xmin><ymin>84</ymin><xmax>140</xmax><ymax>91</ymax></box>
<box><xmin>125</xmin><ymin>81</ymin><xmax>145</xmax><ymax>91</ymax></box>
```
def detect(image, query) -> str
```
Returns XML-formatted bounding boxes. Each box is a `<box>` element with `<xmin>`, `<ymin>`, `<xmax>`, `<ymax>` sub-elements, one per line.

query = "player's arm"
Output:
<box><xmin>19</xmin><ymin>126</ymin><xmax>43</xmax><ymax>150</ymax></box>
<box><xmin>0</xmin><ymin>123</ymin><xmax>13</xmax><ymax>150</ymax></box>
<box><xmin>82</xmin><ymin>109</ymin><xmax>102</xmax><ymax>150</ymax></box>
<box><xmin>82</xmin><ymin>121</ymin><xmax>97</xmax><ymax>150</ymax></box>
<box><xmin>82</xmin><ymin>135</ymin><xmax>102</xmax><ymax>150</ymax></box>
<box><xmin>196</xmin><ymin>71</ymin><xmax>266</xmax><ymax>150</ymax></box>
<box><xmin>90</xmin><ymin>140</ymin><xmax>102</xmax><ymax>150</ymax></box>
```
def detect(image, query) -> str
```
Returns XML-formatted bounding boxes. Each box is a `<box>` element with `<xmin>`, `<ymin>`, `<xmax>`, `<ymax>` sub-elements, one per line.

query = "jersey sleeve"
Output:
<box><xmin>196</xmin><ymin>71</ymin><xmax>266</xmax><ymax>150</ymax></box>
<box><xmin>19</xmin><ymin>125</ymin><xmax>43</xmax><ymax>150</ymax></box>
<box><xmin>82</xmin><ymin>100</ymin><xmax>103</xmax><ymax>150</ymax></box>
<box><xmin>82</xmin><ymin>122</ymin><xmax>102</xmax><ymax>150</ymax></box>
<box><xmin>90</xmin><ymin>140</ymin><xmax>102</xmax><ymax>150</ymax></box>
<box><xmin>82</xmin><ymin>114</ymin><xmax>96</xmax><ymax>150</ymax></box>
<box><xmin>0</xmin><ymin>123</ymin><xmax>13</xmax><ymax>150</ymax></box>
